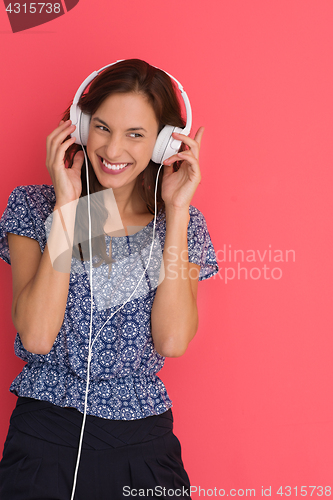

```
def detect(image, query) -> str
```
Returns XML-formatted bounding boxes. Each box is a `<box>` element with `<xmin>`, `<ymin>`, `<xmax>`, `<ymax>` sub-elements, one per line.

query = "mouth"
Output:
<box><xmin>98</xmin><ymin>156</ymin><xmax>132</xmax><ymax>174</ymax></box>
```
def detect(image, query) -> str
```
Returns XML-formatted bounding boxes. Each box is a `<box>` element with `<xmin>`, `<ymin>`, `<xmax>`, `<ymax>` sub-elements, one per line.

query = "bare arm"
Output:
<box><xmin>8</xmin><ymin>119</ymin><xmax>84</xmax><ymax>355</ymax></box>
<box><xmin>151</xmin><ymin>126</ymin><xmax>205</xmax><ymax>358</ymax></box>
<box><xmin>8</xmin><ymin>203</ymin><xmax>76</xmax><ymax>354</ymax></box>
<box><xmin>151</xmin><ymin>207</ymin><xmax>200</xmax><ymax>358</ymax></box>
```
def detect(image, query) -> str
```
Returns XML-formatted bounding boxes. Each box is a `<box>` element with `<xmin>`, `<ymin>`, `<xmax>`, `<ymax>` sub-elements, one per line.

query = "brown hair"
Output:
<box><xmin>61</xmin><ymin>59</ymin><xmax>188</xmax><ymax>266</ymax></box>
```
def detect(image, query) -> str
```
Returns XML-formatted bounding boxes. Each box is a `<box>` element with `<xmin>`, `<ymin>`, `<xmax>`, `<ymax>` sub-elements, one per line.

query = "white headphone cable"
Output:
<box><xmin>70</xmin><ymin>145</ymin><xmax>94</xmax><ymax>500</ymax></box>
<box><xmin>70</xmin><ymin>147</ymin><xmax>164</xmax><ymax>500</ymax></box>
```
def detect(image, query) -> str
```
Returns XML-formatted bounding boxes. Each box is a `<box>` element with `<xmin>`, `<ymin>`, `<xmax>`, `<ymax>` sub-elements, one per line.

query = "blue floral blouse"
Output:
<box><xmin>0</xmin><ymin>185</ymin><xmax>219</xmax><ymax>420</ymax></box>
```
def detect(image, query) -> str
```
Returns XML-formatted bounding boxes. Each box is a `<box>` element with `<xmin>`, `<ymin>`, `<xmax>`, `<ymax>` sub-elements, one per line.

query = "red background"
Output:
<box><xmin>0</xmin><ymin>1</ymin><xmax>332</xmax><ymax>496</ymax></box>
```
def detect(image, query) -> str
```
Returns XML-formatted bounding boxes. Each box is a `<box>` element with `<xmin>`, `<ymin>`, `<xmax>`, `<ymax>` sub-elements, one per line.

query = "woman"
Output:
<box><xmin>0</xmin><ymin>59</ymin><xmax>219</xmax><ymax>499</ymax></box>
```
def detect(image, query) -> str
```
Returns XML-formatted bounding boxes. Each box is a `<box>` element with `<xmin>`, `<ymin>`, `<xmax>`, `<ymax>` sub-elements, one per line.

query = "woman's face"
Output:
<box><xmin>86</xmin><ymin>92</ymin><xmax>159</xmax><ymax>191</ymax></box>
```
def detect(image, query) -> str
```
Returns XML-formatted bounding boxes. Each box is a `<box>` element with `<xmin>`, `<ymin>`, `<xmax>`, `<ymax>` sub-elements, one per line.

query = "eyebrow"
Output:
<box><xmin>92</xmin><ymin>117</ymin><xmax>148</xmax><ymax>133</ymax></box>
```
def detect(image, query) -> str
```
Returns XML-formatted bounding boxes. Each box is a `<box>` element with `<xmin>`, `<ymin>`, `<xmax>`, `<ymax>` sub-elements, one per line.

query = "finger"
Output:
<box><xmin>48</xmin><ymin>137</ymin><xmax>76</xmax><ymax>171</ymax></box>
<box><xmin>193</xmin><ymin>126</ymin><xmax>205</xmax><ymax>147</ymax></box>
<box><xmin>173</xmin><ymin>126</ymin><xmax>205</xmax><ymax>146</ymax></box>
<box><xmin>46</xmin><ymin>129</ymin><xmax>75</xmax><ymax>161</ymax></box>
<box><xmin>167</xmin><ymin>151</ymin><xmax>197</xmax><ymax>169</ymax></box>
<box><xmin>177</xmin><ymin>152</ymin><xmax>202</xmax><ymax>180</ymax></box>
<box><xmin>47</xmin><ymin>124</ymin><xmax>76</xmax><ymax>163</ymax></box>
<box><xmin>171</xmin><ymin>132</ymin><xmax>201</xmax><ymax>159</ymax></box>
<box><xmin>71</xmin><ymin>151</ymin><xmax>85</xmax><ymax>172</ymax></box>
<box><xmin>172</xmin><ymin>132</ymin><xmax>199</xmax><ymax>151</ymax></box>
<box><xmin>47</xmin><ymin>119</ymin><xmax>72</xmax><ymax>140</ymax></box>
<box><xmin>164</xmin><ymin>147</ymin><xmax>198</xmax><ymax>164</ymax></box>
<box><xmin>163</xmin><ymin>152</ymin><xmax>183</xmax><ymax>165</ymax></box>
<box><xmin>177</xmin><ymin>151</ymin><xmax>198</xmax><ymax>165</ymax></box>
<box><xmin>47</xmin><ymin>120</ymin><xmax>75</xmax><ymax>149</ymax></box>
<box><xmin>162</xmin><ymin>163</ymin><xmax>174</xmax><ymax>178</ymax></box>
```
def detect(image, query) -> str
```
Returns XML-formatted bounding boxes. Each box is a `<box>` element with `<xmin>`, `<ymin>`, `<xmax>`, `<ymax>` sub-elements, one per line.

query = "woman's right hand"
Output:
<box><xmin>46</xmin><ymin>120</ymin><xmax>84</xmax><ymax>207</ymax></box>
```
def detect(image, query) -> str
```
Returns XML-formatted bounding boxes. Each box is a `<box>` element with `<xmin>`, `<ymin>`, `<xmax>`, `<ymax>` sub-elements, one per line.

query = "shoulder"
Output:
<box><xmin>0</xmin><ymin>185</ymin><xmax>56</xmax><ymax>264</ymax></box>
<box><xmin>9</xmin><ymin>184</ymin><xmax>55</xmax><ymax>205</ymax></box>
<box><xmin>158</xmin><ymin>204</ymin><xmax>208</xmax><ymax>233</ymax></box>
<box><xmin>158</xmin><ymin>205</ymin><xmax>208</xmax><ymax>233</ymax></box>
<box><xmin>189</xmin><ymin>205</ymin><xmax>206</xmax><ymax>220</ymax></box>
<box><xmin>7</xmin><ymin>184</ymin><xmax>55</xmax><ymax>218</ymax></box>
<box><xmin>188</xmin><ymin>205</ymin><xmax>209</xmax><ymax>231</ymax></box>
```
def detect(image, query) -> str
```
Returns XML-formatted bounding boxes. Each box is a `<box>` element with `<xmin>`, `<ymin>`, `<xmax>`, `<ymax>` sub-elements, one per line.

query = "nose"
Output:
<box><xmin>104</xmin><ymin>133</ymin><xmax>125</xmax><ymax>160</ymax></box>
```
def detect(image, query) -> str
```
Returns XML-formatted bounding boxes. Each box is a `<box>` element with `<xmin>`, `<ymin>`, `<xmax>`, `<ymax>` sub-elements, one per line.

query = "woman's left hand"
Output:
<box><xmin>161</xmin><ymin>126</ymin><xmax>204</xmax><ymax>211</ymax></box>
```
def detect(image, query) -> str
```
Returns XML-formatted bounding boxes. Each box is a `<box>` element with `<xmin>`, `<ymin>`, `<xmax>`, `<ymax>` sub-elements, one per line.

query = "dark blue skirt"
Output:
<box><xmin>0</xmin><ymin>397</ymin><xmax>192</xmax><ymax>499</ymax></box>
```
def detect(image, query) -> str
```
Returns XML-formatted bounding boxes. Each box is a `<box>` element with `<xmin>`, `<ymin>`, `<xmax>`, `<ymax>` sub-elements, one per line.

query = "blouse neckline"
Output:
<box><xmin>105</xmin><ymin>207</ymin><xmax>164</xmax><ymax>239</ymax></box>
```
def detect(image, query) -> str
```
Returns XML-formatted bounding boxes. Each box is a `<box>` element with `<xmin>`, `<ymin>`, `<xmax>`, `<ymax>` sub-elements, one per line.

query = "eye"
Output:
<box><xmin>96</xmin><ymin>125</ymin><xmax>109</xmax><ymax>132</ymax></box>
<box><xmin>128</xmin><ymin>133</ymin><xmax>143</xmax><ymax>138</ymax></box>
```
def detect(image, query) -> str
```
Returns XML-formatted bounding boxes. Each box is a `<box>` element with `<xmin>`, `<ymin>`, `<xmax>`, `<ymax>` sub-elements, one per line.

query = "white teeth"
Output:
<box><xmin>102</xmin><ymin>159</ymin><xmax>128</xmax><ymax>171</ymax></box>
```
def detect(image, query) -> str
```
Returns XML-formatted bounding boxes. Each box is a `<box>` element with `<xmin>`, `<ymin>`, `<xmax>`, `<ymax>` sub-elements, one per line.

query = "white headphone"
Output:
<box><xmin>69</xmin><ymin>59</ymin><xmax>192</xmax><ymax>164</ymax></box>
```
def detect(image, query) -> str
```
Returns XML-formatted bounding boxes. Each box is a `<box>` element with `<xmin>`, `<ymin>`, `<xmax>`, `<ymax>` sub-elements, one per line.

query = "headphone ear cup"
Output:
<box><xmin>152</xmin><ymin>125</ymin><xmax>185</xmax><ymax>164</ymax></box>
<box><xmin>78</xmin><ymin>112</ymin><xmax>91</xmax><ymax>146</ymax></box>
<box><xmin>69</xmin><ymin>104</ymin><xmax>91</xmax><ymax>146</ymax></box>
<box><xmin>152</xmin><ymin>125</ymin><xmax>175</xmax><ymax>164</ymax></box>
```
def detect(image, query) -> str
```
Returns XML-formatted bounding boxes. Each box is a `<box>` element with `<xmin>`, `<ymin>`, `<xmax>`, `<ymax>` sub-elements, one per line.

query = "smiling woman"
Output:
<box><xmin>0</xmin><ymin>59</ymin><xmax>219</xmax><ymax>499</ymax></box>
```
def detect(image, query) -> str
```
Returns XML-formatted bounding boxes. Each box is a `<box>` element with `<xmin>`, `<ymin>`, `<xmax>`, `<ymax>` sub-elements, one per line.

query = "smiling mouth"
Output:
<box><xmin>101</xmin><ymin>157</ymin><xmax>131</xmax><ymax>171</ymax></box>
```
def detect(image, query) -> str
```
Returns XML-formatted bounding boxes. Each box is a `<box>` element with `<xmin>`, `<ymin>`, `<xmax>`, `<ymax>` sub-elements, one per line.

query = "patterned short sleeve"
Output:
<box><xmin>0</xmin><ymin>185</ymin><xmax>55</xmax><ymax>265</ymax></box>
<box><xmin>187</xmin><ymin>206</ymin><xmax>219</xmax><ymax>281</ymax></box>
